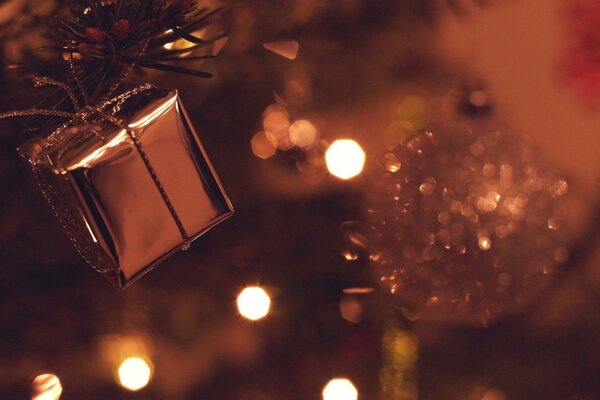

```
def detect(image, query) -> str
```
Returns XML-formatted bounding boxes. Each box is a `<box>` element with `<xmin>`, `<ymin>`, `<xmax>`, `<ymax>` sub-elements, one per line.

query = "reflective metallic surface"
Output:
<box><xmin>19</xmin><ymin>88</ymin><xmax>234</xmax><ymax>288</ymax></box>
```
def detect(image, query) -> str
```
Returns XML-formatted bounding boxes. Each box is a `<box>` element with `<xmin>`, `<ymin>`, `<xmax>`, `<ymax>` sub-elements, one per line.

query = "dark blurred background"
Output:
<box><xmin>1</xmin><ymin>0</ymin><xmax>599</xmax><ymax>399</ymax></box>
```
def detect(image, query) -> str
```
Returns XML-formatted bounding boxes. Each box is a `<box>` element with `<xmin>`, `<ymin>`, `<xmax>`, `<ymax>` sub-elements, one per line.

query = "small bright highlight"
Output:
<box><xmin>237</xmin><ymin>286</ymin><xmax>271</xmax><ymax>321</ymax></box>
<box><xmin>322</xmin><ymin>378</ymin><xmax>359</xmax><ymax>400</ymax></box>
<box><xmin>325</xmin><ymin>139</ymin><xmax>365</xmax><ymax>180</ymax></box>
<box><xmin>118</xmin><ymin>357</ymin><xmax>153</xmax><ymax>391</ymax></box>
<box><xmin>31</xmin><ymin>373</ymin><xmax>62</xmax><ymax>400</ymax></box>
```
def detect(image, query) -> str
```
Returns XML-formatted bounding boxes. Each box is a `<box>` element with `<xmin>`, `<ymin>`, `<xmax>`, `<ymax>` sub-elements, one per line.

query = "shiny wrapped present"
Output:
<box><xmin>18</xmin><ymin>87</ymin><xmax>234</xmax><ymax>289</ymax></box>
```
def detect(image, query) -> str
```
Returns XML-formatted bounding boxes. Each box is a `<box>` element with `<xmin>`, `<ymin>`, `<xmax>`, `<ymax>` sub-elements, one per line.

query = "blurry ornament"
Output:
<box><xmin>365</xmin><ymin>127</ymin><xmax>569</xmax><ymax>326</ymax></box>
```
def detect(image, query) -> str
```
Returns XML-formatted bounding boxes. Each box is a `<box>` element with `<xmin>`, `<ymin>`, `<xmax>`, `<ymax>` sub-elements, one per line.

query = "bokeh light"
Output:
<box><xmin>251</xmin><ymin>131</ymin><xmax>278</xmax><ymax>159</ymax></box>
<box><xmin>322</xmin><ymin>378</ymin><xmax>359</xmax><ymax>400</ymax></box>
<box><xmin>380</xmin><ymin>329</ymin><xmax>419</xmax><ymax>399</ymax></box>
<box><xmin>237</xmin><ymin>286</ymin><xmax>271</xmax><ymax>321</ymax></box>
<box><xmin>117</xmin><ymin>357</ymin><xmax>153</xmax><ymax>391</ymax></box>
<box><xmin>325</xmin><ymin>139</ymin><xmax>366</xmax><ymax>180</ymax></box>
<box><xmin>262</xmin><ymin>103</ymin><xmax>293</xmax><ymax>150</ymax></box>
<box><xmin>289</xmin><ymin>120</ymin><xmax>317</xmax><ymax>148</ymax></box>
<box><xmin>31</xmin><ymin>373</ymin><xmax>62</xmax><ymax>400</ymax></box>
<box><xmin>339</xmin><ymin>296</ymin><xmax>363</xmax><ymax>324</ymax></box>
<box><xmin>394</xmin><ymin>95</ymin><xmax>430</xmax><ymax>130</ymax></box>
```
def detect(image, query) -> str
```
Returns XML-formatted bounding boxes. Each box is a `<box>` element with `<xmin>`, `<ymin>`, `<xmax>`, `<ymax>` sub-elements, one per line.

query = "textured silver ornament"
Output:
<box><xmin>365</xmin><ymin>127</ymin><xmax>568</xmax><ymax>326</ymax></box>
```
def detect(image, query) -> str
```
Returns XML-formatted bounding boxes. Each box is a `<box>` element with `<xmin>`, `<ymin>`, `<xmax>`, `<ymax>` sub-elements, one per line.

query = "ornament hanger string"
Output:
<box><xmin>0</xmin><ymin>39</ymin><xmax>192</xmax><ymax>252</ymax></box>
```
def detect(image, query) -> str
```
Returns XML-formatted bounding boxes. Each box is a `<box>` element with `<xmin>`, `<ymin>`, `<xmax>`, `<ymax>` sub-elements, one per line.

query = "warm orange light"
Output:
<box><xmin>237</xmin><ymin>287</ymin><xmax>271</xmax><ymax>321</ymax></box>
<box><xmin>31</xmin><ymin>373</ymin><xmax>62</xmax><ymax>400</ymax></box>
<box><xmin>117</xmin><ymin>357</ymin><xmax>153</xmax><ymax>391</ymax></box>
<box><xmin>251</xmin><ymin>131</ymin><xmax>278</xmax><ymax>159</ymax></box>
<box><xmin>339</xmin><ymin>296</ymin><xmax>363</xmax><ymax>324</ymax></box>
<box><xmin>325</xmin><ymin>139</ymin><xmax>366</xmax><ymax>180</ymax></box>
<box><xmin>289</xmin><ymin>120</ymin><xmax>317</xmax><ymax>148</ymax></box>
<box><xmin>322</xmin><ymin>378</ymin><xmax>359</xmax><ymax>400</ymax></box>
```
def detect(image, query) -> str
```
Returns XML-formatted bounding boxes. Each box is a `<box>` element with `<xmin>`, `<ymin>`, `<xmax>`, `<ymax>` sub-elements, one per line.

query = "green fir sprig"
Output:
<box><xmin>9</xmin><ymin>0</ymin><xmax>227</xmax><ymax>135</ymax></box>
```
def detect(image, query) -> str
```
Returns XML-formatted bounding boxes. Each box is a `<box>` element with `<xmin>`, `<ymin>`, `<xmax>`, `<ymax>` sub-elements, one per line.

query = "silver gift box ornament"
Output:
<box><xmin>18</xmin><ymin>88</ymin><xmax>234</xmax><ymax>289</ymax></box>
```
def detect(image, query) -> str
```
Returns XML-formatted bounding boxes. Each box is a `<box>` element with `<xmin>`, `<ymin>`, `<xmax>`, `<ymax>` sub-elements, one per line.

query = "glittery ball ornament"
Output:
<box><xmin>365</xmin><ymin>127</ymin><xmax>569</xmax><ymax>326</ymax></box>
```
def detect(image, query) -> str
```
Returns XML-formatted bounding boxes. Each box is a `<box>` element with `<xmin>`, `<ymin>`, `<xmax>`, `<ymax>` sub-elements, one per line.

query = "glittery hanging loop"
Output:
<box><xmin>0</xmin><ymin>74</ymin><xmax>192</xmax><ymax>266</ymax></box>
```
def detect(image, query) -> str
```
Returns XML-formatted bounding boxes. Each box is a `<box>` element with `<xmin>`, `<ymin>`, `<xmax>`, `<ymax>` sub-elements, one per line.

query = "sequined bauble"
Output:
<box><xmin>366</xmin><ymin>128</ymin><xmax>568</xmax><ymax>326</ymax></box>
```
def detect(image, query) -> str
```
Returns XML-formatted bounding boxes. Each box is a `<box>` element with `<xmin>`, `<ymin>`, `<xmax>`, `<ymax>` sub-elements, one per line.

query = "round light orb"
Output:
<box><xmin>289</xmin><ymin>120</ymin><xmax>317</xmax><ymax>148</ymax></box>
<box><xmin>117</xmin><ymin>357</ymin><xmax>153</xmax><ymax>391</ymax></box>
<box><xmin>237</xmin><ymin>287</ymin><xmax>271</xmax><ymax>321</ymax></box>
<box><xmin>322</xmin><ymin>378</ymin><xmax>359</xmax><ymax>400</ymax></box>
<box><xmin>325</xmin><ymin>139</ymin><xmax>366</xmax><ymax>180</ymax></box>
<box><xmin>251</xmin><ymin>131</ymin><xmax>278</xmax><ymax>159</ymax></box>
<box><xmin>31</xmin><ymin>373</ymin><xmax>62</xmax><ymax>400</ymax></box>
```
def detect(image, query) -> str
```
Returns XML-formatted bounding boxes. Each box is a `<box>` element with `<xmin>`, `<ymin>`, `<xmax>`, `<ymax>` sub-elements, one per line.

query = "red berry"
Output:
<box><xmin>111</xmin><ymin>19</ymin><xmax>131</xmax><ymax>40</ymax></box>
<box><xmin>85</xmin><ymin>27</ymin><xmax>107</xmax><ymax>44</ymax></box>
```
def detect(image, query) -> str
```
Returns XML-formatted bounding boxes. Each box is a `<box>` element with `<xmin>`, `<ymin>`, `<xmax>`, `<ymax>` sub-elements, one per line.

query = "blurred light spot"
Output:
<box><xmin>340</xmin><ymin>296</ymin><xmax>363</xmax><ymax>323</ymax></box>
<box><xmin>554</xmin><ymin>247</ymin><xmax>569</xmax><ymax>263</ymax></box>
<box><xmin>498</xmin><ymin>272</ymin><xmax>512</xmax><ymax>287</ymax></box>
<box><xmin>237</xmin><ymin>287</ymin><xmax>271</xmax><ymax>321</ymax></box>
<box><xmin>395</xmin><ymin>96</ymin><xmax>430</xmax><ymax>130</ymax></box>
<box><xmin>262</xmin><ymin>103</ymin><xmax>293</xmax><ymax>150</ymax></box>
<box><xmin>263</xmin><ymin>104</ymin><xmax>290</xmax><ymax>134</ymax></box>
<box><xmin>289</xmin><ymin>120</ymin><xmax>317</xmax><ymax>148</ymax></box>
<box><xmin>549</xmin><ymin>179</ymin><xmax>568</xmax><ymax>197</ymax></box>
<box><xmin>384</xmin><ymin>121</ymin><xmax>416</xmax><ymax>150</ymax></box>
<box><xmin>263</xmin><ymin>40</ymin><xmax>300</xmax><ymax>60</ymax></box>
<box><xmin>340</xmin><ymin>221</ymin><xmax>369</xmax><ymax>251</ymax></box>
<box><xmin>547</xmin><ymin>216</ymin><xmax>560</xmax><ymax>230</ymax></box>
<box><xmin>326</xmin><ymin>139</ymin><xmax>366</xmax><ymax>180</ymax></box>
<box><xmin>343</xmin><ymin>287</ymin><xmax>375</xmax><ymax>294</ymax></box>
<box><xmin>31</xmin><ymin>373</ymin><xmax>62</xmax><ymax>400</ymax></box>
<box><xmin>118</xmin><ymin>357</ymin><xmax>153</xmax><ymax>391</ymax></box>
<box><xmin>384</xmin><ymin>153</ymin><xmax>401</xmax><ymax>172</ymax></box>
<box><xmin>469</xmin><ymin>91</ymin><xmax>488</xmax><ymax>107</ymax></box>
<box><xmin>380</xmin><ymin>329</ymin><xmax>419</xmax><ymax>398</ymax></box>
<box><xmin>322</xmin><ymin>378</ymin><xmax>358</xmax><ymax>400</ymax></box>
<box><xmin>341</xmin><ymin>248</ymin><xmax>359</xmax><ymax>261</ymax></box>
<box><xmin>478</xmin><ymin>234</ymin><xmax>492</xmax><ymax>251</ymax></box>
<box><xmin>251</xmin><ymin>131</ymin><xmax>278</xmax><ymax>159</ymax></box>
<box><xmin>419</xmin><ymin>177</ymin><xmax>436</xmax><ymax>196</ymax></box>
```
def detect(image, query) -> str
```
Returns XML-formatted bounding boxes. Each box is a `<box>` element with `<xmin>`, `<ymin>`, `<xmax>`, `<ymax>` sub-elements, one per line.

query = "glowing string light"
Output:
<box><xmin>117</xmin><ymin>357</ymin><xmax>153</xmax><ymax>391</ymax></box>
<box><xmin>322</xmin><ymin>378</ymin><xmax>359</xmax><ymax>400</ymax></box>
<box><xmin>325</xmin><ymin>139</ymin><xmax>366</xmax><ymax>180</ymax></box>
<box><xmin>237</xmin><ymin>287</ymin><xmax>271</xmax><ymax>321</ymax></box>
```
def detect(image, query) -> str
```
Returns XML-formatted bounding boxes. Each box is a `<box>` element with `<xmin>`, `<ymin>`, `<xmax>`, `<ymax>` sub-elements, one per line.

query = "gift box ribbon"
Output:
<box><xmin>0</xmin><ymin>56</ymin><xmax>193</xmax><ymax>276</ymax></box>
